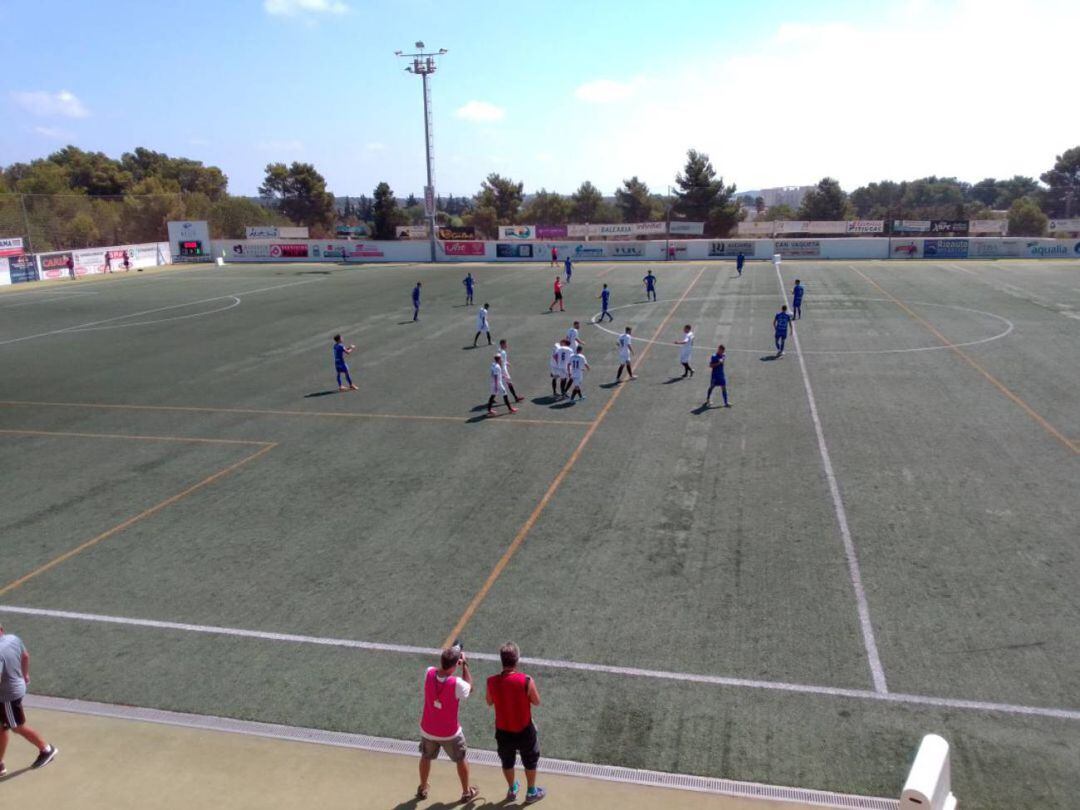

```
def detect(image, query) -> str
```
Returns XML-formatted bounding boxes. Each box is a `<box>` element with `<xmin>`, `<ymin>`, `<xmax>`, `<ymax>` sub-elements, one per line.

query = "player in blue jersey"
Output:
<box><xmin>792</xmin><ymin>279</ymin><xmax>804</xmax><ymax>319</ymax></box>
<box><xmin>706</xmin><ymin>345</ymin><xmax>730</xmax><ymax>407</ymax></box>
<box><xmin>736</xmin><ymin>252</ymin><xmax>745</xmax><ymax>276</ymax></box>
<box><xmin>564</xmin><ymin>256</ymin><xmax>573</xmax><ymax>283</ymax></box>
<box><xmin>412</xmin><ymin>282</ymin><xmax>422</xmax><ymax>321</ymax></box>
<box><xmin>463</xmin><ymin>273</ymin><xmax>475</xmax><ymax>306</ymax></box>
<box><xmin>597</xmin><ymin>284</ymin><xmax>613</xmax><ymax>322</ymax></box>
<box><xmin>643</xmin><ymin>271</ymin><xmax>657</xmax><ymax>302</ymax></box>
<box><xmin>332</xmin><ymin>334</ymin><xmax>357</xmax><ymax>391</ymax></box>
<box><xmin>773</xmin><ymin>305</ymin><xmax>793</xmax><ymax>356</ymax></box>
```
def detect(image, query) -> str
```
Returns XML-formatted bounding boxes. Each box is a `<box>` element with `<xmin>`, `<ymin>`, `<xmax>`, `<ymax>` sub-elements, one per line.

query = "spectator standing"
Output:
<box><xmin>416</xmin><ymin>645</ymin><xmax>478</xmax><ymax>803</ymax></box>
<box><xmin>0</xmin><ymin>623</ymin><xmax>58</xmax><ymax>777</ymax></box>
<box><xmin>486</xmin><ymin>642</ymin><xmax>545</xmax><ymax>804</ymax></box>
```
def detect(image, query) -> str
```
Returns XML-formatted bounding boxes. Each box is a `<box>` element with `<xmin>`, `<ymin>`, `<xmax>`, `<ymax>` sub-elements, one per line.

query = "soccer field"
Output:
<box><xmin>1</xmin><ymin>257</ymin><xmax>1078</xmax><ymax>808</ymax></box>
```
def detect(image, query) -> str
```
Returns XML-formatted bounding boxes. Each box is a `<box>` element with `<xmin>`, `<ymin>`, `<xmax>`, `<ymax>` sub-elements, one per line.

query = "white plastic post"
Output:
<box><xmin>901</xmin><ymin>734</ymin><xmax>957</xmax><ymax>810</ymax></box>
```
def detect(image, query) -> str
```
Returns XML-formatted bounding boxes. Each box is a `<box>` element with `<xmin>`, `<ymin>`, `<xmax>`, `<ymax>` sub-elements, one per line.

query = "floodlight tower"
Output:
<box><xmin>396</xmin><ymin>42</ymin><xmax>447</xmax><ymax>263</ymax></box>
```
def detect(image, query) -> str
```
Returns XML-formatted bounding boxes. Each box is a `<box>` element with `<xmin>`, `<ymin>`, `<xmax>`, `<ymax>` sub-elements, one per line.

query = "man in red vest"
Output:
<box><xmin>416</xmin><ymin>645</ymin><xmax>478</xmax><ymax>803</ymax></box>
<box><xmin>486</xmin><ymin>642</ymin><xmax>545</xmax><ymax>803</ymax></box>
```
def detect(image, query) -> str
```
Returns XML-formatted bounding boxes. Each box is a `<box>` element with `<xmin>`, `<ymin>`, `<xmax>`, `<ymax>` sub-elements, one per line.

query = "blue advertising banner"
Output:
<box><xmin>923</xmin><ymin>239</ymin><xmax>969</xmax><ymax>258</ymax></box>
<box><xmin>496</xmin><ymin>243</ymin><xmax>533</xmax><ymax>258</ymax></box>
<box><xmin>8</xmin><ymin>255</ymin><xmax>39</xmax><ymax>283</ymax></box>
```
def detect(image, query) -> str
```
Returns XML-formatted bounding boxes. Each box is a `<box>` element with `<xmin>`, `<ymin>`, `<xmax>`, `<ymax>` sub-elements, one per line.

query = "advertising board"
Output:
<box><xmin>923</xmin><ymin>239</ymin><xmax>969</xmax><ymax>258</ymax></box>
<box><xmin>708</xmin><ymin>240</ymin><xmax>755</xmax><ymax>257</ymax></box>
<box><xmin>498</xmin><ymin>225</ymin><xmax>535</xmax><ymax>240</ymax></box>
<box><xmin>774</xmin><ymin>239</ymin><xmax>821</xmax><ymax>257</ymax></box>
<box><xmin>441</xmin><ymin>241</ymin><xmax>485</xmax><ymax>256</ymax></box>
<box><xmin>7</xmin><ymin>255</ymin><xmax>37</xmax><ymax>283</ymax></box>
<box><xmin>496</xmin><ymin>243</ymin><xmax>534</xmax><ymax>258</ymax></box>
<box><xmin>0</xmin><ymin>236</ymin><xmax>24</xmax><ymax>258</ymax></box>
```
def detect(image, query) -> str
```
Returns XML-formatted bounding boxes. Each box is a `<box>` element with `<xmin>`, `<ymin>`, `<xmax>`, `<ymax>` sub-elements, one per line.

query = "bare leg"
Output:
<box><xmin>14</xmin><ymin>725</ymin><xmax>47</xmax><ymax>751</ymax></box>
<box><xmin>503</xmin><ymin>767</ymin><xmax>516</xmax><ymax>788</ymax></box>
<box><xmin>456</xmin><ymin>759</ymin><xmax>471</xmax><ymax>793</ymax></box>
<box><xmin>525</xmin><ymin>768</ymin><xmax>538</xmax><ymax>790</ymax></box>
<box><xmin>419</xmin><ymin>757</ymin><xmax>431</xmax><ymax>792</ymax></box>
<box><xmin>0</xmin><ymin>728</ymin><xmax>9</xmax><ymax>763</ymax></box>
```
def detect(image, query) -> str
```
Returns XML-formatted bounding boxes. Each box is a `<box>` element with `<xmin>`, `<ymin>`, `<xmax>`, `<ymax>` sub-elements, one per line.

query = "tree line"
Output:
<box><xmin>3</xmin><ymin>144</ymin><xmax>1077</xmax><ymax>250</ymax></box>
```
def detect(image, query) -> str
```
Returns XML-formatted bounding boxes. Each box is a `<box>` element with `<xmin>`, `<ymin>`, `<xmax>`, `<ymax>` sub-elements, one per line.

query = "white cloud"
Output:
<box><xmin>12</xmin><ymin>90</ymin><xmax>89</xmax><ymax>118</ymax></box>
<box><xmin>559</xmin><ymin>0</ymin><xmax>1080</xmax><ymax>191</ymax></box>
<box><xmin>32</xmin><ymin>126</ymin><xmax>73</xmax><ymax>140</ymax></box>
<box><xmin>188</xmin><ymin>137</ymin><xmax>210</xmax><ymax>146</ymax></box>
<box><xmin>455</xmin><ymin>101</ymin><xmax>505</xmax><ymax>123</ymax></box>
<box><xmin>257</xmin><ymin>139</ymin><xmax>305</xmax><ymax>153</ymax></box>
<box><xmin>264</xmin><ymin>0</ymin><xmax>347</xmax><ymax>15</ymax></box>
<box><xmin>364</xmin><ymin>142</ymin><xmax>386</xmax><ymax>151</ymax></box>
<box><xmin>574</xmin><ymin>78</ymin><xmax>642</xmax><ymax>104</ymax></box>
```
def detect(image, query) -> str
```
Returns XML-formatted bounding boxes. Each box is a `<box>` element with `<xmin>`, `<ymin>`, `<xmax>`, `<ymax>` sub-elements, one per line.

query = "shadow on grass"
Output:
<box><xmin>531</xmin><ymin>395</ymin><xmax>559</xmax><ymax>405</ymax></box>
<box><xmin>0</xmin><ymin>765</ymin><xmax>33</xmax><ymax>782</ymax></box>
<box><xmin>691</xmin><ymin>402</ymin><xmax>712</xmax><ymax>415</ymax></box>
<box><xmin>598</xmin><ymin>381</ymin><xmax>622</xmax><ymax>390</ymax></box>
<box><xmin>759</xmin><ymin>354</ymin><xmax>780</xmax><ymax>362</ymax></box>
<box><xmin>661</xmin><ymin>376</ymin><xmax>687</xmax><ymax>385</ymax></box>
<box><xmin>390</xmin><ymin>794</ymin><xmax>498</xmax><ymax>810</ymax></box>
<box><xmin>398</xmin><ymin>320</ymin><xmax>418</xmax><ymax>325</ymax></box>
<box><xmin>304</xmin><ymin>390</ymin><xmax>340</xmax><ymax>398</ymax></box>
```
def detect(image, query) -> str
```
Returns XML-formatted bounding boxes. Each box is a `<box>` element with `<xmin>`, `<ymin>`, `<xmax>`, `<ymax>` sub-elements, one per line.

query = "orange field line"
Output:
<box><xmin>0</xmin><ymin>400</ymin><xmax>590</xmax><ymax>428</ymax></box>
<box><xmin>0</xmin><ymin>428</ymin><xmax>272</xmax><ymax>446</ymax></box>
<box><xmin>850</xmin><ymin>266</ymin><xmax>1077</xmax><ymax>454</ymax></box>
<box><xmin>0</xmin><ymin>442</ymin><xmax>278</xmax><ymax>598</ymax></box>
<box><xmin>442</xmin><ymin>265</ymin><xmax>708</xmax><ymax>647</ymax></box>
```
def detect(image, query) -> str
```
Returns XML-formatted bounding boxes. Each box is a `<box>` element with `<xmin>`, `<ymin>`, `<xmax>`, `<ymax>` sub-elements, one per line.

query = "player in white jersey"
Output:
<box><xmin>674</xmin><ymin>324</ymin><xmax>695</xmax><ymax>377</ymax></box>
<box><xmin>566</xmin><ymin>321</ymin><xmax>584</xmax><ymax>351</ymax></box>
<box><xmin>548</xmin><ymin>340</ymin><xmax>564</xmax><ymax>398</ymax></box>
<box><xmin>615</xmin><ymin>326</ymin><xmax>636</xmax><ymax>382</ymax></box>
<box><xmin>553</xmin><ymin>339</ymin><xmax>574</xmax><ymax>399</ymax></box>
<box><xmin>486</xmin><ymin>355</ymin><xmax>517</xmax><ymax>416</ymax></box>
<box><xmin>568</xmin><ymin>346</ymin><xmax>590</xmax><ymax>402</ymax></box>
<box><xmin>473</xmin><ymin>303</ymin><xmax>492</xmax><ymax>347</ymax></box>
<box><xmin>498</xmin><ymin>339</ymin><xmax>524</xmax><ymax>403</ymax></box>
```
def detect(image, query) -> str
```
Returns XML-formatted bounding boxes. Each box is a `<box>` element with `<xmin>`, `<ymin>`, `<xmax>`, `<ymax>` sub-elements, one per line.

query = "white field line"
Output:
<box><xmin>0</xmin><ymin>279</ymin><xmax>319</xmax><ymax>347</ymax></box>
<box><xmin>4</xmin><ymin>604</ymin><xmax>1080</xmax><ymax>722</ymax></box>
<box><xmin>772</xmin><ymin>263</ymin><xmax>888</xmax><ymax>694</ymax></box>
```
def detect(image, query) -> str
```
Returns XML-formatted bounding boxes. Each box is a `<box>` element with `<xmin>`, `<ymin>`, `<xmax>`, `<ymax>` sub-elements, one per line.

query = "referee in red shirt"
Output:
<box><xmin>486</xmin><ymin>642</ymin><xmax>546</xmax><ymax>804</ymax></box>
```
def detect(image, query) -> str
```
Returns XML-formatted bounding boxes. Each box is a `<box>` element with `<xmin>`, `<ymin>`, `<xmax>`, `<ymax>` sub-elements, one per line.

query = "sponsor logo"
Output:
<box><xmin>499</xmin><ymin>226</ymin><xmax>534</xmax><ymax>240</ymax></box>
<box><xmin>233</xmin><ymin>243</ymin><xmax>271</xmax><ymax>258</ymax></box>
<box><xmin>437</xmin><ymin>226</ymin><xmax>476</xmax><ymax>241</ymax></box>
<box><xmin>1075</xmin><ymin>241</ymin><xmax>1080</xmax><ymax>255</ymax></box>
<box><xmin>845</xmin><ymin>220</ymin><xmax>884</xmax><ymax>234</ymax></box>
<box><xmin>496</xmin><ymin>244</ymin><xmax>534</xmax><ymax>258</ymax></box>
<box><xmin>7</xmin><ymin>255</ymin><xmax>38</xmax><ymax>283</ymax></box>
<box><xmin>574</xmin><ymin>244</ymin><xmax>605</xmax><ymax>258</ymax></box>
<box><xmin>774</xmin><ymin>239</ymin><xmax>821</xmax><ymax>257</ymax></box>
<box><xmin>611</xmin><ymin>244</ymin><xmax>644</xmax><ymax>257</ymax></box>
<box><xmin>535</xmin><ymin>225</ymin><xmax>568</xmax><ymax>239</ymax></box>
<box><xmin>1026</xmin><ymin>241</ymin><xmax>1069</xmax><ymax>257</ymax></box>
<box><xmin>269</xmin><ymin>244</ymin><xmax>309</xmax><ymax>258</ymax></box>
<box><xmin>893</xmin><ymin>242</ymin><xmax>918</xmax><ymax>256</ymax></box>
<box><xmin>923</xmin><ymin>239</ymin><xmax>969</xmax><ymax>258</ymax></box>
<box><xmin>441</xmin><ymin>241</ymin><xmax>485</xmax><ymax>256</ymax></box>
<box><xmin>246</xmin><ymin>226</ymin><xmax>279</xmax><ymax>239</ymax></box>
<box><xmin>708</xmin><ymin>240</ymin><xmax>755</xmax><ymax>257</ymax></box>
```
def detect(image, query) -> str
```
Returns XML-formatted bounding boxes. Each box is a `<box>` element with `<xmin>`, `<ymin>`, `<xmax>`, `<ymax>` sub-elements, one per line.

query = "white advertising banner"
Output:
<box><xmin>845</xmin><ymin>220</ymin><xmax>885</xmax><ymax>234</ymax></box>
<box><xmin>669</xmin><ymin>221</ymin><xmax>706</xmax><ymax>235</ymax></box>
<box><xmin>893</xmin><ymin>220</ymin><xmax>932</xmax><ymax>233</ymax></box>
<box><xmin>498</xmin><ymin>225</ymin><xmax>536</xmax><ymax>240</ymax></box>
<box><xmin>969</xmin><ymin>220</ymin><xmax>1007</xmax><ymax>234</ymax></box>
<box><xmin>1048</xmin><ymin>218</ymin><xmax>1080</xmax><ymax>232</ymax></box>
<box><xmin>396</xmin><ymin>225</ymin><xmax>430</xmax><ymax>239</ymax></box>
<box><xmin>737</xmin><ymin>221</ymin><xmax>776</xmax><ymax>236</ymax></box>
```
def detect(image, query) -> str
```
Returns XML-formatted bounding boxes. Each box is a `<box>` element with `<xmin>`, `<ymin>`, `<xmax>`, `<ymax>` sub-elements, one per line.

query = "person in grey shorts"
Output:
<box><xmin>416</xmin><ymin>645</ymin><xmax>477</xmax><ymax>803</ymax></box>
<box><xmin>0</xmin><ymin>623</ymin><xmax>58</xmax><ymax>777</ymax></box>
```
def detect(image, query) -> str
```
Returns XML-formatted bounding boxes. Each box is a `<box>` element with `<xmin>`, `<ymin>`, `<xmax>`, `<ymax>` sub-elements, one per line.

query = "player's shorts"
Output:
<box><xmin>335</xmin><ymin>363</ymin><xmax>349</xmax><ymax>373</ymax></box>
<box><xmin>571</xmin><ymin>374</ymin><xmax>584</xmax><ymax>386</ymax></box>
<box><xmin>554</xmin><ymin>292</ymin><xmax>563</xmax><ymax>300</ymax></box>
<box><xmin>680</xmin><ymin>352</ymin><xmax>693</xmax><ymax>364</ymax></box>
<box><xmin>711</xmin><ymin>374</ymin><xmax>727</xmax><ymax>387</ymax></box>
<box><xmin>495</xmin><ymin>723</ymin><xmax>540</xmax><ymax>771</ymax></box>
<box><xmin>419</xmin><ymin>732</ymin><xmax>468</xmax><ymax>763</ymax></box>
<box><xmin>793</xmin><ymin>299</ymin><xmax>803</xmax><ymax>307</ymax></box>
<box><xmin>618</xmin><ymin>352</ymin><xmax>631</xmax><ymax>363</ymax></box>
<box><xmin>2</xmin><ymin>698</ymin><xmax>27</xmax><ymax>729</ymax></box>
<box><xmin>775</xmin><ymin>330</ymin><xmax>788</xmax><ymax>339</ymax></box>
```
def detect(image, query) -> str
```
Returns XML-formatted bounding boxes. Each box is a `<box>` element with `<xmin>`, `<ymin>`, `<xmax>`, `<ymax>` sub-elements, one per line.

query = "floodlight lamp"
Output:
<box><xmin>415</xmin><ymin>40</ymin><xmax>424</xmax><ymax>48</ymax></box>
<box><xmin>439</xmin><ymin>48</ymin><xmax>447</xmax><ymax>54</ymax></box>
<box><xmin>394</xmin><ymin>50</ymin><xmax>402</xmax><ymax>55</ymax></box>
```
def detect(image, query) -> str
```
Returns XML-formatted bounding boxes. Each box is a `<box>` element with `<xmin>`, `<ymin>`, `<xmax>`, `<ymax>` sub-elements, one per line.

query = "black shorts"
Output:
<box><xmin>554</xmin><ymin>292</ymin><xmax>563</xmax><ymax>300</ymax></box>
<box><xmin>1</xmin><ymin>698</ymin><xmax>26</xmax><ymax>730</ymax></box>
<box><xmin>495</xmin><ymin>723</ymin><xmax>540</xmax><ymax>771</ymax></box>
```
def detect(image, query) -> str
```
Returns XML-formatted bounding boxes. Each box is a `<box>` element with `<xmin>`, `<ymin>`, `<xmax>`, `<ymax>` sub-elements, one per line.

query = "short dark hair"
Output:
<box><xmin>441</xmin><ymin>647</ymin><xmax>461</xmax><ymax>670</ymax></box>
<box><xmin>500</xmin><ymin>642</ymin><xmax>520</xmax><ymax>668</ymax></box>
<box><xmin>333</xmin><ymin>334</ymin><xmax>341</xmax><ymax>342</ymax></box>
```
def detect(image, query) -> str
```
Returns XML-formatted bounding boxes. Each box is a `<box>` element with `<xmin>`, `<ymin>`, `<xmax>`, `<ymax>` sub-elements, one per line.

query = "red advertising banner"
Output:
<box><xmin>441</xmin><ymin>241</ymin><xmax>485</xmax><ymax>256</ymax></box>
<box><xmin>39</xmin><ymin>252</ymin><xmax>74</xmax><ymax>279</ymax></box>
<box><xmin>270</xmin><ymin>244</ymin><xmax>309</xmax><ymax>258</ymax></box>
<box><xmin>0</xmin><ymin>237</ymin><xmax>24</xmax><ymax>258</ymax></box>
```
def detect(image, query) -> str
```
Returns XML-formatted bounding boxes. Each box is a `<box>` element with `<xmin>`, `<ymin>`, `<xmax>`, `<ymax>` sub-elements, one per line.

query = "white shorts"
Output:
<box><xmin>571</xmin><ymin>374</ymin><xmax>584</xmax><ymax>386</ymax></box>
<box><xmin>680</xmin><ymin>350</ymin><xmax>693</xmax><ymax>364</ymax></box>
<box><xmin>618</xmin><ymin>352</ymin><xmax>631</xmax><ymax>363</ymax></box>
<box><xmin>490</xmin><ymin>380</ymin><xmax>507</xmax><ymax>396</ymax></box>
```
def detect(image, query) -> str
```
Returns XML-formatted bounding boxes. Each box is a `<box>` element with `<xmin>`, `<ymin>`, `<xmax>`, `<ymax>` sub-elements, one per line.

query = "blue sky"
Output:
<box><xmin>2</xmin><ymin>0</ymin><xmax>1077</xmax><ymax>197</ymax></box>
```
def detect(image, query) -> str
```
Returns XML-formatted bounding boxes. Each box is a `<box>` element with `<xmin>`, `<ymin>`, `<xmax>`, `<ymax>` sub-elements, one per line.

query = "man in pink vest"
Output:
<box><xmin>486</xmin><ymin>642</ymin><xmax>545</xmax><ymax>803</ymax></box>
<box><xmin>417</xmin><ymin>645</ymin><xmax>478</xmax><ymax>803</ymax></box>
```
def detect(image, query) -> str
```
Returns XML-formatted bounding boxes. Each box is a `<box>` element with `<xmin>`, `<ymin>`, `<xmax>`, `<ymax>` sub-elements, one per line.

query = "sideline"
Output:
<box><xmin>3</xmin><ymin>605</ymin><xmax>1079</xmax><ymax>723</ymax></box>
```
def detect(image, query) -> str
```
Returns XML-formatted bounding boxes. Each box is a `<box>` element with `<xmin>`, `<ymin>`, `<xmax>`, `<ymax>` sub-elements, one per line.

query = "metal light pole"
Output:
<box><xmin>396</xmin><ymin>42</ymin><xmax>447</xmax><ymax>263</ymax></box>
